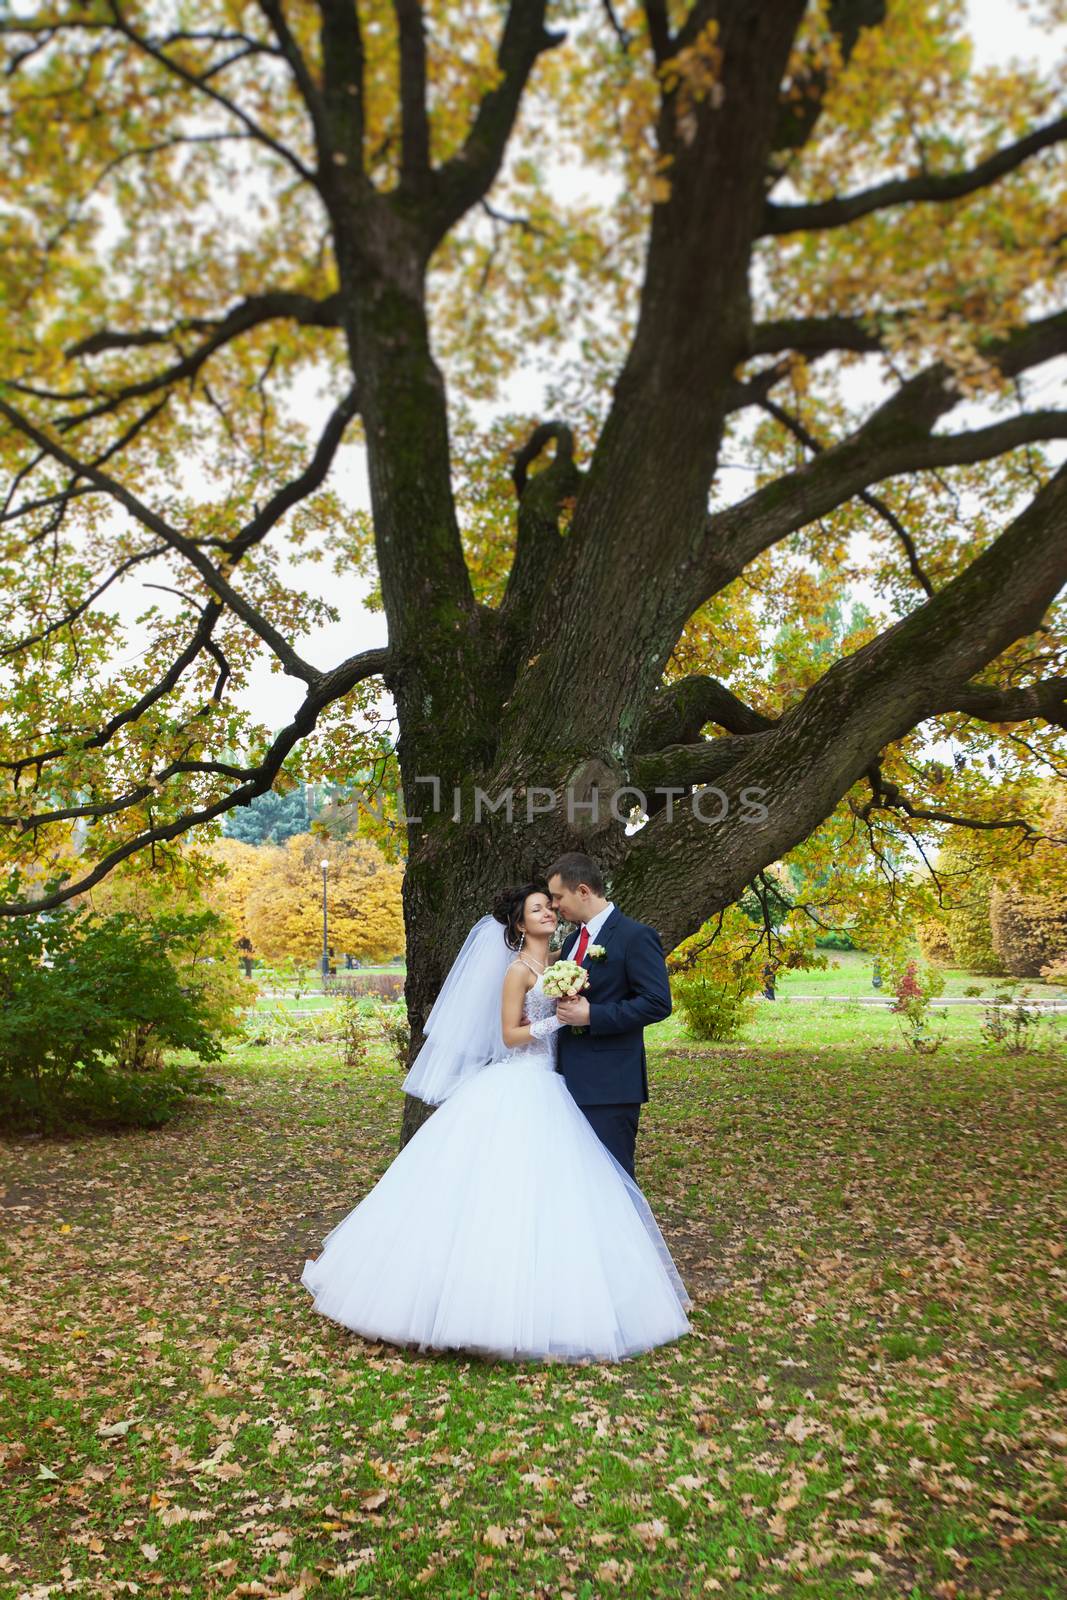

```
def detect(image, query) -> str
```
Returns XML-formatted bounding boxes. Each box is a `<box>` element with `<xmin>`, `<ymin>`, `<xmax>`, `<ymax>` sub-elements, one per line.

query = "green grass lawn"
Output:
<box><xmin>649</xmin><ymin>996</ymin><xmax>1067</xmax><ymax>1056</ymax></box>
<box><xmin>2</xmin><ymin>1011</ymin><xmax>1064</xmax><ymax>1599</ymax></box>
<box><xmin>770</xmin><ymin>949</ymin><xmax>1067</xmax><ymax>1002</ymax></box>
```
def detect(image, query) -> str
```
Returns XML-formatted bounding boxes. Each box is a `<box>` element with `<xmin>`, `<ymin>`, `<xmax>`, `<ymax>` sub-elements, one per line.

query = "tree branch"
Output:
<box><xmin>704</xmin><ymin>311</ymin><xmax>1067</xmax><ymax>588</ymax></box>
<box><xmin>66</xmin><ymin>291</ymin><xmax>341</xmax><ymax>360</ymax></box>
<box><xmin>429</xmin><ymin>2</ymin><xmax>564</xmax><ymax>241</ymax></box>
<box><xmin>929</xmin><ymin>674</ymin><xmax>1067</xmax><ymax>732</ymax></box>
<box><xmin>493</xmin><ymin>1</ymin><xmax>810</xmax><ymax>766</ymax></box>
<box><xmin>104</xmin><ymin>1</ymin><xmax>315</xmax><ymax>185</ymax></box>
<box><xmin>44</xmin><ymin>291</ymin><xmax>343</xmax><ymax>426</ymax></box>
<box><xmin>724</xmin><ymin>357</ymin><xmax>798</xmax><ymax>414</ymax></box>
<box><xmin>641</xmin><ymin>1</ymin><xmax>672</xmax><ymax>66</ymax></box>
<box><xmin>602</xmin><ymin>0</ymin><xmax>633</xmax><ymax>55</ymax></box>
<box><xmin>758</xmin><ymin>395</ymin><xmax>937</xmax><ymax>596</ymax></box>
<box><xmin>0</xmin><ymin>544</ymin><xmax>168</xmax><ymax>659</ymax></box>
<box><xmin>632</xmin><ymin>671</ymin><xmax>1067</xmax><ymax>797</ymax></box>
<box><xmin>225</xmin><ymin>384</ymin><xmax>362</xmax><ymax>558</ymax></box>
<box><xmin>394</xmin><ymin>0</ymin><xmax>431</xmax><ymax>188</ymax></box>
<box><xmin>726</xmin><ymin>312</ymin><xmax>894</xmax><ymax>410</ymax></box>
<box><xmin>253</xmin><ymin>0</ymin><xmax>326</xmax><ymax>143</ymax></box>
<box><xmin>617</xmin><ymin>461</ymin><xmax>1067</xmax><ymax>951</ymax></box>
<box><xmin>3</xmin><ymin>600</ymin><xmax>225</xmax><ymax>780</ymax></box>
<box><xmin>509</xmin><ymin>419</ymin><xmax>575</xmax><ymax>498</ymax></box>
<box><xmin>632</xmin><ymin>735</ymin><xmax>752</xmax><ymax>794</ymax></box>
<box><xmin>317</xmin><ymin>0</ymin><xmax>365</xmax><ymax>180</ymax></box>
<box><xmin>769</xmin><ymin>0</ymin><xmax>886</xmax><ymax>161</ymax></box>
<box><xmin>719</xmin><ymin>410</ymin><xmax>1067</xmax><ymax>577</ymax></box>
<box><xmin>635</xmin><ymin>674</ymin><xmax>776</xmax><ymax>749</ymax></box>
<box><xmin>0</xmin><ymin>646</ymin><xmax>392</xmax><ymax>916</ymax></box>
<box><xmin>500</xmin><ymin>421</ymin><xmax>581</xmax><ymax>631</ymax></box>
<box><xmin>763</xmin><ymin>114</ymin><xmax>1067</xmax><ymax>234</ymax></box>
<box><xmin>749</xmin><ymin>314</ymin><xmax>885</xmax><ymax>358</ymax></box>
<box><xmin>857</xmin><ymin>760</ymin><xmax>1062</xmax><ymax>845</ymax></box>
<box><xmin>0</xmin><ymin>385</ymin><xmax>362</xmax><ymax>682</ymax></box>
<box><xmin>1</xmin><ymin>395</ymin><xmax>172</xmax><ymax>534</ymax></box>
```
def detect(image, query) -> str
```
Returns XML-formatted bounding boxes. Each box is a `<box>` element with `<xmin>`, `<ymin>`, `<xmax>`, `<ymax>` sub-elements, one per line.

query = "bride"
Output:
<box><xmin>301</xmin><ymin>881</ymin><xmax>692</xmax><ymax>1362</ymax></box>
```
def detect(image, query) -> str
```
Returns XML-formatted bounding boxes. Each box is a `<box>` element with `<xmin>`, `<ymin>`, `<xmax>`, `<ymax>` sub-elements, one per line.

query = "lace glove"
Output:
<box><xmin>529</xmin><ymin>1015</ymin><xmax>565</xmax><ymax>1042</ymax></box>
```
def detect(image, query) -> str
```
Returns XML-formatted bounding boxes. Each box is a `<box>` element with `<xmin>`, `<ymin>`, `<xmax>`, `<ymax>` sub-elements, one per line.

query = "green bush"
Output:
<box><xmin>339</xmin><ymin>993</ymin><xmax>369</xmax><ymax>1068</ymax></box>
<box><xmin>379</xmin><ymin>1003</ymin><xmax>411</xmax><ymax>1070</ymax></box>
<box><xmin>980</xmin><ymin>984</ymin><xmax>1050</xmax><ymax>1055</ymax></box>
<box><xmin>0</xmin><ymin>889</ymin><xmax>227</xmax><ymax>1133</ymax></box>
<box><xmin>83</xmin><ymin>865</ymin><xmax>249</xmax><ymax>1066</ymax></box>
<box><xmin>671</xmin><ymin>976</ymin><xmax>758</xmax><ymax>1041</ymax></box>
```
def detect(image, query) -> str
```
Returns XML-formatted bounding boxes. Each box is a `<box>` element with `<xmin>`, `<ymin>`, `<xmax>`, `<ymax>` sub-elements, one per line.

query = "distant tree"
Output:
<box><xmin>989</xmin><ymin>784</ymin><xmax>1067</xmax><ymax>976</ymax></box>
<box><xmin>243</xmin><ymin>834</ymin><xmax>404</xmax><ymax>966</ymax></box>
<box><xmin>926</xmin><ymin>836</ymin><xmax>1006</xmax><ymax>977</ymax></box>
<box><xmin>224</xmin><ymin>786</ymin><xmax>310</xmax><ymax>846</ymax></box>
<box><xmin>990</xmin><ymin>883</ymin><xmax>1067</xmax><ymax>978</ymax></box>
<box><xmin>207</xmin><ymin>837</ymin><xmax>266</xmax><ymax>961</ymax></box>
<box><xmin>923</xmin><ymin>779</ymin><xmax>1067</xmax><ymax>976</ymax></box>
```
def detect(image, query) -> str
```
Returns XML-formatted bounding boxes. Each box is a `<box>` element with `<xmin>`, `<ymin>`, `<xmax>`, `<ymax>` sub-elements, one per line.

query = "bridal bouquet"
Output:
<box><xmin>542</xmin><ymin>960</ymin><xmax>590</xmax><ymax>1035</ymax></box>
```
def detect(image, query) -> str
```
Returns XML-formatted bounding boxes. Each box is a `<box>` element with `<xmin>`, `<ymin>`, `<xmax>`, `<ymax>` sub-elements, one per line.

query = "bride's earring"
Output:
<box><xmin>517</xmin><ymin>930</ymin><xmax>526</xmax><ymax>952</ymax></box>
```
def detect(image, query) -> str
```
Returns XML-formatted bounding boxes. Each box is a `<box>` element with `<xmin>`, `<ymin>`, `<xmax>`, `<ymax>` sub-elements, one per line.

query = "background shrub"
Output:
<box><xmin>0</xmin><ymin>890</ymin><xmax>227</xmax><ymax>1133</ymax></box>
<box><xmin>671</xmin><ymin>975</ymin><xmax>760</xmax><ymax>1042</ymax></box>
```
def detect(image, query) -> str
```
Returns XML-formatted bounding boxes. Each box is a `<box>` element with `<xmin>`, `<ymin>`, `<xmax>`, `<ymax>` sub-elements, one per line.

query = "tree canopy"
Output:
<box><xmin>1</xmin><ymin>2</ymin><xmax>1065</xmax><ymax>1057</ymax></box>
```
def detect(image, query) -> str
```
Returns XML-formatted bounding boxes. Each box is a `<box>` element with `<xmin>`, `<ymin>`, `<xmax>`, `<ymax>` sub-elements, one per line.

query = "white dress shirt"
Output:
<box><xmin>578</xmin><ymin>901</ymin><xmax>615</xmax><ymax>950</ymax></box>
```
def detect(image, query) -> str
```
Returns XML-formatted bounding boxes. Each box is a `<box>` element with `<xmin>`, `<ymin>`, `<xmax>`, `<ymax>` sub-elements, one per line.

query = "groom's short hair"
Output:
<box><xmin>545</xmin><ymin>852</ymin><xmax>605</xmax><ymax>895</ymax></box>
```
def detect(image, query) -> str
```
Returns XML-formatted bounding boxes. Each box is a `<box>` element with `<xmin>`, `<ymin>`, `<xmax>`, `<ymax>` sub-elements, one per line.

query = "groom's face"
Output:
<box><xmin>547</xmin><ymin>874</ymin><xmax>588</xmax><ymax>926</ymax></box>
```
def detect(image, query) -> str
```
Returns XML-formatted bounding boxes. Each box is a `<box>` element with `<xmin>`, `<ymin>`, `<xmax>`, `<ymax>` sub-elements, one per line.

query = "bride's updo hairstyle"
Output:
<box><xmin>492</xmin><ymin>880</ymin><xmax>551</xmax><ymax>952</ymax></box>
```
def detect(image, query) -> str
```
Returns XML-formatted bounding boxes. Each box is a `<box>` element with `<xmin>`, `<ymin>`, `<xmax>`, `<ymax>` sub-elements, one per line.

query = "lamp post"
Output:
<box><xmin>320</xmin><ymin>859</ymin><xmax>330</xmax><ymax>991</ymax></box>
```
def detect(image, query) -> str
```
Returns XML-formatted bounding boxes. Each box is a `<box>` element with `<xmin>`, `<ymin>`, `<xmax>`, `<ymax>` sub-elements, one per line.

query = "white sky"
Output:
<box><xmin>98</xmin><ymin>1</ymin><xmax>1065</xmax><ymax>773</ymax></box>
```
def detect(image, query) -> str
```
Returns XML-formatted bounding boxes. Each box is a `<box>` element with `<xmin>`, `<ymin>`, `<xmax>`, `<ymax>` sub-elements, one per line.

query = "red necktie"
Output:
<box><xmin>573</xmin><ymin>925</ymin><xmax>590</xmax><ymax>964</ymax></box>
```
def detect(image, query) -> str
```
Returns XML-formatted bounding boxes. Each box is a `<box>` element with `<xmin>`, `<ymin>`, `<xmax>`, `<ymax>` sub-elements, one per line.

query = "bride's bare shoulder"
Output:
<box><xmin>504</xmin><ymin>958</ymin><xmax>536</xmax><ymax>992</ymax></box>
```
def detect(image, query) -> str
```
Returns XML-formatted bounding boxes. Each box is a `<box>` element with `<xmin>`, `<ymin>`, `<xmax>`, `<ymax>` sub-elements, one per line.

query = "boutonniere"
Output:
<box><xmin>587</xmin><ymin>944</ymin><xmax>607</xmax><ymax>962</ymax></box>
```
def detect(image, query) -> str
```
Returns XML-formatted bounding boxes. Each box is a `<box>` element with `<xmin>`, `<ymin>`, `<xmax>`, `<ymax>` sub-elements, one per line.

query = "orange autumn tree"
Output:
<box><xmin>242</xmin><ymin>834</ymin><xmax>404</xmax><ymax>966</ymax></box>
<box><xmin>209</xmin><ymin>836</ymin><xmax>266</xmax><ymax>965</ymax></box>
<box><xmin>1</xmin><ymin>2</ymin><xmax>1065</xmax><ymax>1147</ymax></box>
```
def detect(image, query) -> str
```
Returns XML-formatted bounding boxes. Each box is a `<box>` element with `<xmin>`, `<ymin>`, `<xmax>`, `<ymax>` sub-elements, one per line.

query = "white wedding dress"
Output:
<box><xmin>301</xmin><ymin>968</ymin><xmax>692</xmax><ymax>1362</ymax></box>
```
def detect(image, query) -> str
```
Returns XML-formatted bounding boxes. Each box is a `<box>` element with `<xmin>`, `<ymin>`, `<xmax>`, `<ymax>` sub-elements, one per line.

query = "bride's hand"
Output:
<box><xmin>529</xmin><ymin>1015</ymin><xmax>564</xmax><ymax>1041</ymax></box>
<box><xmin>556</xmin><ymin>996</ymin><xmax>590</xmax><ymax>1026</ymax></box>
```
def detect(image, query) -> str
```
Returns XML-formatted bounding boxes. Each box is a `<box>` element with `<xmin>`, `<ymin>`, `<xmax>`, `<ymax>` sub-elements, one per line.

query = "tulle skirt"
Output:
<box><xmin>301</xmin><ymin>1054</ymin><xmax>693</xmax><ymax>1363</ymax></box>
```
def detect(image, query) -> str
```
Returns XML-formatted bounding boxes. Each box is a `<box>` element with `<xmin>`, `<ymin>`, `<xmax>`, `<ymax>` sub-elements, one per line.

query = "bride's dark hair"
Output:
<box><xmin>492</xmin><ymin>880</ymin><xmax>552</xmax><ymax>951</ymax></box>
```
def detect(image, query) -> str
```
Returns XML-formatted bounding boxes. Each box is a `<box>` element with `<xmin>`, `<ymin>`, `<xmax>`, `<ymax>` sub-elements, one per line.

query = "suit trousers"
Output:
<box><xmin>579</xmin><ymin>1101</ymin><xmax>641</xmax><ymax>1181</ymax></box>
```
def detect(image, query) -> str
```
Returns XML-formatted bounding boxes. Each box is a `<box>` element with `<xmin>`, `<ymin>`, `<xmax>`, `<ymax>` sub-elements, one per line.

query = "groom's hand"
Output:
<box><xmin>556</xmin><ymin>996</ymin><xmax>591</xmax><ymax>1026</ymax></box>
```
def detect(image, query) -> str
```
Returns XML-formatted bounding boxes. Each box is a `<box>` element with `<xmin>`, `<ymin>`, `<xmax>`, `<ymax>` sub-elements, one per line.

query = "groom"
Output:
<box><xmin>545</xmin><ymin>852</ymin><xmax>672</xmax><ymax>1181</ymax></box>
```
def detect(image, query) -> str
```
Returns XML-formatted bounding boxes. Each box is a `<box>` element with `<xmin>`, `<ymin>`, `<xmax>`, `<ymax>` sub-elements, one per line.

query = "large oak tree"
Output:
<box><xmin>1</xmin><ymin>1</ymin><xmax>1065</xmax><ymax>1142</ymax></box>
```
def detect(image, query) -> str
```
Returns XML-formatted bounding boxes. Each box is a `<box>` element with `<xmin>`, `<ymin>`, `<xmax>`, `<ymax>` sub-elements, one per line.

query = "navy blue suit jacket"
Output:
<box><xmin>554</xmin><ymin>907</ymin><xmax>672</xmax><ymax>1106</ymax></box>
